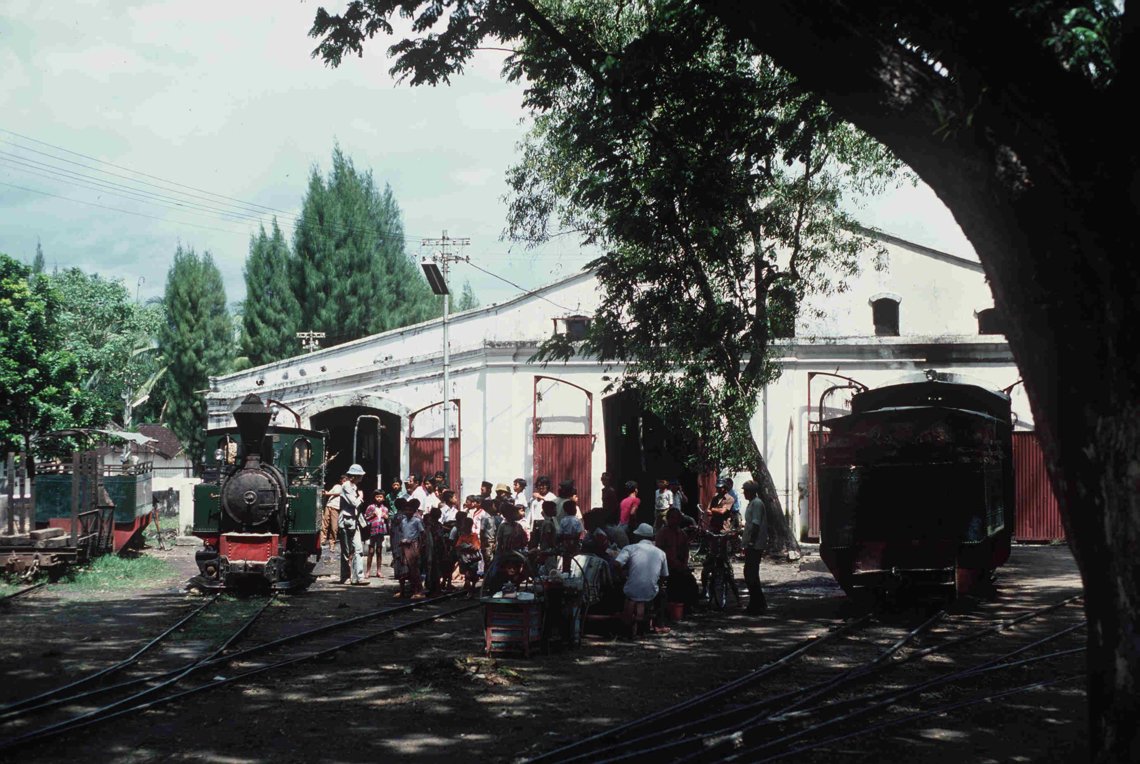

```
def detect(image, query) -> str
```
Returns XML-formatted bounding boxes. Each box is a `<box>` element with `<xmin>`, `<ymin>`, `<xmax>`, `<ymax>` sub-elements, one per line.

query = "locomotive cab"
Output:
<box><xmin>191</xmin><ymin>394</ymin><xmax>325</xmax><ymax>592</ymax></box>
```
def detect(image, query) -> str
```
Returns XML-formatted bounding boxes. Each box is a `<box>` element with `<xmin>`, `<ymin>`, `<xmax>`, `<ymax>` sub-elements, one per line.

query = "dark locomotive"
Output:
<box><xmin>815</xmin><ymin>375</ymin><xmax>1014</xmax><ymax>601</ymax></box>
<box><xmin>190</xmin><ymin>394</ymin><xmax>325</xmax><ymax>591</ymax></box>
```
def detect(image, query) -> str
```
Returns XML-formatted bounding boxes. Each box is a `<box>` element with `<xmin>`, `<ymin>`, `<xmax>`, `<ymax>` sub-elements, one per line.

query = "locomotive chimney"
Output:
<box><xmin>232</xmin><ymin>393</ymin><xmax>272</xmax><ymax>459</ymax></box>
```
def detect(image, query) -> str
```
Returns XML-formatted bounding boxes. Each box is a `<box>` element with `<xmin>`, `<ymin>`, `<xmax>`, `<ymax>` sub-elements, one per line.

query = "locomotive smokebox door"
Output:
<box><xmin>221</xmin><ymin>472</ymin><xmax>282</xmax><ymax>527</ymax></box>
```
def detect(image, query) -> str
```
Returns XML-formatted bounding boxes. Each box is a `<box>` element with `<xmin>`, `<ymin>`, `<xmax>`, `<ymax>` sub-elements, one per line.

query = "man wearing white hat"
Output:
<box><xmin>613</xmin><ymin>523</ymin><xmax>670</xmax><ymax>635</ymax></box>
<box><xmin>338</xmin><ymin>464</ymin><xmax>368</xmax><ymax>586</ymax></box>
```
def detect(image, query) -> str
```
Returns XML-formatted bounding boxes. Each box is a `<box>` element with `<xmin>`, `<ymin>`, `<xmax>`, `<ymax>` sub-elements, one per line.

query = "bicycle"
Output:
<box><xmin>701</xmin><ymin>530</ymin><xmax>741</xmax><ymax>611</ymax></box>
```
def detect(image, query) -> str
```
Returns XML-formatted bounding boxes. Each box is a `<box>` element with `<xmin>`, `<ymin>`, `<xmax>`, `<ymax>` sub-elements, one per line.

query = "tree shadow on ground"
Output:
<box><xmin>6</xmin><ymin>545</ymin><xmax>1085</xmax><ymax>764</ymax></box>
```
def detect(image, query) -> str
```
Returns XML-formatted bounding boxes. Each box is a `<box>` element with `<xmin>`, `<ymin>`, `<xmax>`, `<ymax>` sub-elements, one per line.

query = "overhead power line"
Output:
<box><xmin>0</xmin><ymin>154</ymin><xmax>267</xmax><ymax>226</ymax></box>
<box><xmin>0</xmin><ymin>180</ymin><xmax>252</xmax><ymax>236</ymax></box>
<box><xmin>463</xmin><ymin>258</ymin><xmax>577</xmax><ymax>313</ymax></box>
<box><xmin>0</xmin><ymin>127</ymin><xmax>429</xmax><ymax>245</ymax></box>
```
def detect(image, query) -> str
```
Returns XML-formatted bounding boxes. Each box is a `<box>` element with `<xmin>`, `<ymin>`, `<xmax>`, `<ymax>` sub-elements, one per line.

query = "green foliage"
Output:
<box><xmin>242</xmin><ymin>218</ymin><xmax>300</xmax><ymax>366</ymax></box>
<box><xmin>48</xmin><ymin>268</ymin><xmax>165</xmax><ymax>428</ymax></box>
<box><xmin>0</xmin><ymin>254</ymin><xmax>90</xmax><ymax>455</ymax></box>
<box><xmin>512</xmin><ymin>3</ymin><xmax>897</xmax><ymax>473</ymax></box>
<box><xmin>153</xmin><ymin>246</ymin><xmax>233</xmax><ymax>465</ymax></box>
<box><xmin>455</xmin><ymin>279</ymin><xmax>480</xmax><ymax>312</ymax></box>
<box><xmin>309</xmin><ymin>0</ymin><xmax>899</xmax><ymax>482</ymax></box>
<box><xmin>1019</xmin><ymin>1</ymin><xmax>1122</xmax><ymax>85</ymax></box>
<box><xmin>291</xmin><ymin>146</ymin><xmax>439</xmax><ymax>346</ymax></box>
<box><xmin>32</xmin><ymin>240</ymin><xmax>45</xmax><ymax>274</ymax></box>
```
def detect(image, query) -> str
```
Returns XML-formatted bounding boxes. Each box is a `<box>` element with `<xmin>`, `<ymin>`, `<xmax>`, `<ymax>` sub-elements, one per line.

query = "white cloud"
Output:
<box><xmin>0</xmin><ymin>0</ymin><xmax>973</xmax><ymax>310</ymax></box>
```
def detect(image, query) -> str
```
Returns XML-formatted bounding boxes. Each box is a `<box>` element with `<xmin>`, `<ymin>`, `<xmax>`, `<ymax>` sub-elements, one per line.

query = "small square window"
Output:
<box><xmin>871</xmin><ymin>298</ymin><xmax>899</xmax><ymax>336</ymax></box>
<box><xmin>556</xmin><ymin>315</ymin><xmax>591</xmax><ymax>340</ymax></box>
<box><xmin>976</xmin><ymin>308</ymin><xmax>1004</xmax><ymax>335</ymax></box>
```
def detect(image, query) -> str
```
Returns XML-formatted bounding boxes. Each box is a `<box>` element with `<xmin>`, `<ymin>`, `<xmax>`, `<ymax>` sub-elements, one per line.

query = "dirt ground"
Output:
<box><xmin>0</xmin><ymin>541</ymin><xmax>1086</xmax><ymax>763</ymax></box>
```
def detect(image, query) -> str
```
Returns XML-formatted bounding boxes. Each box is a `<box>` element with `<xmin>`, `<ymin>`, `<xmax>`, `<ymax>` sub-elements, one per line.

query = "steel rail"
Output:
<box><xmin>0</xmin><ymin>598</ymin><xmax>480</xmax><ymax>751</ymax></box>
<box><xmin>670</xmin><ymin>644</ymin><xmax>1087</xmax><ymax>764</ymax></box>
<box><xmin>587</xmin><ymin>609</ymin><xmax>946</xmax><ymax>764</ymax></box>
<box><xmin>523</xmin><ymin>612</ymin><xmax>874</xmax><ymax>764</ymax></box>
<box><xmin>0</xmin><ymin>595</ymin><xmax>278</xmax><ymax>742</ymax></box>
<box><xmin>752</xmin><ymin>673</ymin><xmax>1086</xmax><ymax>763</ymax></box>
<box><xmin>0</xmin><ymin>582</ymin><xmax>48</xmax><ymax>603</ymax></box>
<box><xmin>714</xmin><ymin>620</ymin><xmax>1089</xmax><ymax>762</ymax></box>
<box><xmin>0</xmin><ymin>590</ymin><xmax>461</xmax><ymax>722</ymax></box>
<box><xmin>892</xmin><ymin>593</ymin><xmax>1083</xmax><ymax>668</ymax></box>
<box><xmin>0</xmin><ymin>593</ymin><xmax>221</xmax><ymax>717</ymax></box>
<box><xmin>576</xmin><ymin>594</ymin><xmax>1083</xmax><ymax>764</ymax></box>
<box><xmin>775</xmin><ymin>619</ymin><xmax>1089</xmax><ymax>726</ymax></box>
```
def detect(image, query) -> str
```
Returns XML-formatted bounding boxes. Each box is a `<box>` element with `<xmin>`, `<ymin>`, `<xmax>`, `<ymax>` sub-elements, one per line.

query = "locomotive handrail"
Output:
<box><xmin>806</xmin><ymin>371</ymin><xmax>868</xmax><ymax>428</ymax></box>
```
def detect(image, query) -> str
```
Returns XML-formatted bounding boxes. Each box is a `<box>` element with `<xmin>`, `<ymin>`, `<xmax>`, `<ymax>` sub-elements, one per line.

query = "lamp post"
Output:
<box><xmin>421</xmin><ymin>231</ymin><xmax>468</xmax><ymax>488</ymax></box>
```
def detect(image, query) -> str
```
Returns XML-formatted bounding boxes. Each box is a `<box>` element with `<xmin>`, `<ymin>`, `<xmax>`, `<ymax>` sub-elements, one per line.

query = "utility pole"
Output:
<box><xmin>296</xmin><ymin>331</ymin><xmax>326</xmax><ymax>353</ymax></box>
<box><xmin>420</xmin><ymin>230</ymin><xmax>469</xmax><ymax>489</ymax></box>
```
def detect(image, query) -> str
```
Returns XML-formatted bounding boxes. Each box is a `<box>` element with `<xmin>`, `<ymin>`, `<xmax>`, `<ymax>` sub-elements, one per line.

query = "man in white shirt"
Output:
<box><xmin>528</xmin><ymin>476</ymin><xmax>556</xmax><ymax>533</ymax></box>
<box><xmin>613</xmin><ymin>523</ymin><xmax>670</xmax><ymax>634</ymax></box>
<box><xmin>409</xmin><ymin>474</ymin><xmax>430</xmax><ymax>512</ymax></box>
<box><xmin>654</xmin><ymin>478</ymin><xmax>674</xmax><ymax>530</ymax></box>
<box><xmin>421</xmin><ymin>481</ymin><xmax>442</xmax><ymax>514</ymax></box>
<box><xmin>512</xmin><ymin>478</ymin><xmax>529</xmax><ymax>512</ymax></box>
<box><xmin>742</xmin><ymin>480</ymin><xmax>769</xmax><ymax>614</ymax></box>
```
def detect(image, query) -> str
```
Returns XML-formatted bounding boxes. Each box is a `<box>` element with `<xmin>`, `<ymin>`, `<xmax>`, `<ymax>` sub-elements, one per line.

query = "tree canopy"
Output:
<box><xmin>242</xmin><ymin>218</ymin><xmax>301</xmax><ymax>366</ymax></box>
<box><xmin>312</xmin><ymin>0</ymin><xmax>900</xmax><ymax>556</ymax></box>
<box><xmin>0</xmin><ymin>254</ymin><xmax>89</xmax><ymax>458</ymax></box>
<box><xmin>504</xmin><ymin>2</ymin><xmax>898</xmax><ymax>475</ymax></box>
<box><xmin>292</xmin><ymin>145</ymin><xmax>439</xmax><ymax>346</ymax></box>
<box><xmin>49</xmin><ymin>268</ymin><xmax>165</xmax><ymax>430</ymax></box>
<box><xmin>153</xmin><ymin>246</ymin><xmax>232</xmax><ymax>463</ymax></box>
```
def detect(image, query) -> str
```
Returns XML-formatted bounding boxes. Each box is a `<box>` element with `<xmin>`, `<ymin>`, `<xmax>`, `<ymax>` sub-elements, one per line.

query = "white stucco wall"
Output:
<box><xmin>208</xmin><ymin>229</ymin><xmax>1025</xmax><ymax>537</ymax></box>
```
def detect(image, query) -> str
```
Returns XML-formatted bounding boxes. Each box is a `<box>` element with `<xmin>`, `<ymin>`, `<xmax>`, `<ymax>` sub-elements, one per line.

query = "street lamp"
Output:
<box><xmin>421</xmin><ymin>260</ymin><xmax>452</xmax><ymax>488</ymax></box>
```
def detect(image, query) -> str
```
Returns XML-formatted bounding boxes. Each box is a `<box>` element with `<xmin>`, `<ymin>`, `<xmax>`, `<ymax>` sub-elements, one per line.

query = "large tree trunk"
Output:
<box><xmin>706</xmin><ymin>3</ymin><xmax>1139</xmax><ymax>759</ymax></box>
<box><xmin>739</xmin><ymin>425</ymin><xmax>801</xmax><ymax>559</ymax></box>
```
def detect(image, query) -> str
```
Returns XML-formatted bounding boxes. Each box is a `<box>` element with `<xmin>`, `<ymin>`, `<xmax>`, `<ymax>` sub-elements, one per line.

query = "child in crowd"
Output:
<box><xmin>363</xmin><ymin>491</ymin><xmax>389</xmax><ymax>578</ymax></box>
<box><xmin>558</xmin><ymin>500</ymin><xmax>584</xmax><ymax>572</ymax></box>
<box><xmin>425</xmin><ymin>506</ymin><xmax>449</xmax><ymax>595</ymax></box>
<box><xmin>454</xmin><ymin>515</ymin><xmax>481</xmax><ymax>598</ymax></box>
<box><xmin>396</xmin><ymin>498</ymin><xmax>425</xmax><ymax>600</ymax></box>
<box><xmin>529</xmin><ymin>499</ymin><xmax>560</xmax><ymax>575</ymax></box>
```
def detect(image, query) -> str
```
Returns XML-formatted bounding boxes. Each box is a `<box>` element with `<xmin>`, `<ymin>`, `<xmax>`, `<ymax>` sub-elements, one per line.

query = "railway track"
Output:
<box><xmin>526</xmin><ymin>594</ymin><xmax>1086</xmax><ymax>764</ymax></box>
<box><xmin>0</xmin><ymin>591</ymin><xmax>479</xmax><ymax>751</ymax></box>
<box><xmin>0</xmin><ymin>581</ymin><xmax>48</xmax><ymax>604</ymax></box>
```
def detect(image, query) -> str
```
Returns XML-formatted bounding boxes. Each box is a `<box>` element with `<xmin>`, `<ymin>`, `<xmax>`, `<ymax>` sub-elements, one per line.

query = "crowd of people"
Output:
<box><xmin>318</xmin><ymin>466</ymin><xmax>771</xmax><ymax>631</ymax></box>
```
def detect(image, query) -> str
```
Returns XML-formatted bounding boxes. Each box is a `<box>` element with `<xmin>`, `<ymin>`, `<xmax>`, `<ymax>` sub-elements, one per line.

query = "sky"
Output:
<box><xmin>0</xmin><ymin>0</ymin><xmax>976</xmax><ymax>313</ymax></box>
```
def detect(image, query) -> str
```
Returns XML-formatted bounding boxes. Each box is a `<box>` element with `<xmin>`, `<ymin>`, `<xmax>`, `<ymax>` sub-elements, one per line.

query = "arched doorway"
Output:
<box><xmin>309</xmin><ymin>406</ymin><xmax>402</xmax><ymax>498</ymax></box>
<box><xmin>407</xmin><ymin>400</ymin><xmax>461</xmax><ymax>492</ymax></box>
<box><xmin>533</xmin><ymin>376</ymin><xmax>593</xmax><ymax>509</ymax></box>
<box><xmin>602</xmin><ymin>387</ymin><xmax>706</xmax><ymax>523</ymax></box>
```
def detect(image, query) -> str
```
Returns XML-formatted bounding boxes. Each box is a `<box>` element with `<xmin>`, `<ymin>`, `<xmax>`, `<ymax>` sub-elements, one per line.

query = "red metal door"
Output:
<box><xmin>407</xmin><ymin>400</ymin><xmax>460</xmax><ymax>490</ymax></box>
<box><xmin>807</xmin><ymin>430</ymin><xmax>830</xmax><ymax>541</ymax></box>
<box><xmin>533</xmin><ymin>434</ymin><xmax>593</xmax><ymax>510</ymax></box>
<box><xmin>1012</xmin><ymin>431</ymin><xmax>1064</xmax><ymax>542</ymax></box>
<box><xmin>533</xmin><ymin>376</ymin><xmax>593</xmax><ymax>510</ymax></box>
<box><xmin>408</xmin><ymin>438</ymin><xmax>461</xmax><ymax>488</ymax></box>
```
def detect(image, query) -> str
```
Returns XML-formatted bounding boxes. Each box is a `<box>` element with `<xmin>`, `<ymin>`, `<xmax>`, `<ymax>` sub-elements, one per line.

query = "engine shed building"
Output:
<box><xmin>206</xmin><ymin>228</ymin><xmax>1060</xmax><ymax>541</ymax></box>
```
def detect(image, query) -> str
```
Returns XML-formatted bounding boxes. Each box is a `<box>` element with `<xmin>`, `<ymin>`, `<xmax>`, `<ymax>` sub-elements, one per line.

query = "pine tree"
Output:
<box><xmin>455</xmin><ymin>280</ymin><xmax>479</xmax><ymax>312</ymax></box>
<box><xmin>292</xmin><ymin>146</ymin><xmax>438</xmax><ymax>346</ymax></box>
<box><xmin>154</xmin><ymin>246</ymin><xmax>232</xmax><ymax>466</ymax></box>
<box><xmin>242</xmin><ymin>219</ymin><xmax>300</xmax><ymax>366</ymax></box>
<box><xmin>31</xmin><ymin>240</ymin><xmax>45</xmax><ymax>274</ymax></box>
